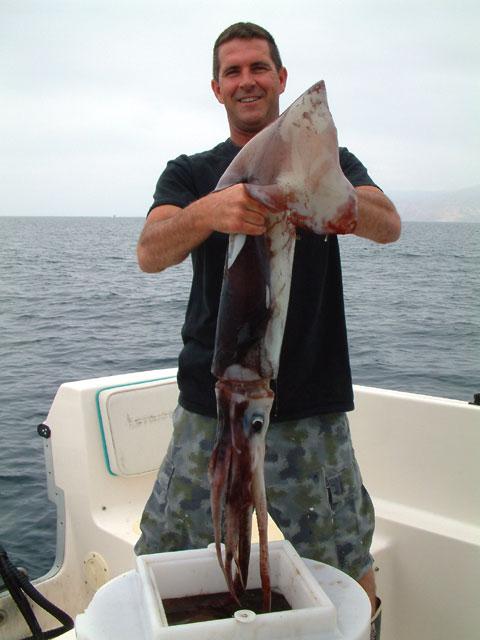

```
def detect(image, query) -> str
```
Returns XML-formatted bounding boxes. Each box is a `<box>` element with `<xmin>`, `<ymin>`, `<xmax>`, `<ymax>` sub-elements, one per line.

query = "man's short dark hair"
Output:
<box><xmin>213</xmin><ymin>22</ymin><xmax>283</xmax><ymax>81</ymax></box>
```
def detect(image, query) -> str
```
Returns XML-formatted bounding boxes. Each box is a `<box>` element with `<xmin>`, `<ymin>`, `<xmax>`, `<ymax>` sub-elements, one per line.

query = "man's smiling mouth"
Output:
<box><xmin>239</xmin><ymin>96</ymin><xmax>261</xmax><ymax>103</ymax></box>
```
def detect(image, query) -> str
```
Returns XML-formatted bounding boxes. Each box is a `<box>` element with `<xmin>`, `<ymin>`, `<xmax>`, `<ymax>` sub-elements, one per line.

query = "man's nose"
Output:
<box><xmin>238</xmin><ymin>70</ymin><xmax>256</xmax><ymax>89</ymax></box>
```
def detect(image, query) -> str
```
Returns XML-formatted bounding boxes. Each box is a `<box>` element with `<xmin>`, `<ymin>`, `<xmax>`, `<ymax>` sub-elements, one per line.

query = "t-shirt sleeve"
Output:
<box><xmin>339</xmin><ymin>147</ymin><xmax>381</xmax><ymax>190</ymax></box>
<box><xmin>148</xmin><ymin>155</ymin><xmax>198</xmax><ymax>214</ymax></box>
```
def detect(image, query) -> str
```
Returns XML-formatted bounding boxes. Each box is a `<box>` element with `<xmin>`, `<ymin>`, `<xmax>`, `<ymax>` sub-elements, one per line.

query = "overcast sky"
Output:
<box><xmin>1</xmin><ymin>0</ymin><xmax>479</xmax><ymax>217</ymax></box>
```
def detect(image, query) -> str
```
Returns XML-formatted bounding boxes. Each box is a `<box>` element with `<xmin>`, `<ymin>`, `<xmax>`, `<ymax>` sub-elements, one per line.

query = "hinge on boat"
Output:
<box><xmin>37</xmin><ymin>423</ymin><xmax>51</xmax><ymax>439</ymax></box>
<box><xmin>469</xmin><ymin>393</ymin><xmax>480</xmax><ymax>406</ymax></box>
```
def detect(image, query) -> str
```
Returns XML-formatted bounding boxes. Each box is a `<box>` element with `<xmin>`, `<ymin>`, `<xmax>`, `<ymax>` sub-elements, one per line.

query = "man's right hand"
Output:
<box><xmin>137</xmin><ymin>184</ymin><xmax>277</xmax><ymax>273</ymax></box>
<box><xmin>198</xmin><ymin>183</ymin><xmax>274</xmax><ymax>236</ymax></box>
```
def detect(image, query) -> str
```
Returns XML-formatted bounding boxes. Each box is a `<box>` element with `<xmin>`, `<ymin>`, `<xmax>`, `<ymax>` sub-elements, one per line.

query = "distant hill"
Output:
<box><xmin>389</xmin><ymin>185</ymin><xmax>480</xmax><ymax>222</ymax></box>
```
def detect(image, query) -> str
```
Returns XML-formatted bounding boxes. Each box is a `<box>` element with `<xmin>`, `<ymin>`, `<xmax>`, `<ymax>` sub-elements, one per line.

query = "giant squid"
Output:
<box><xmin>208</xmin><ymin>81</ymin><xmax>358</xmax><ymax>612</ymax></box>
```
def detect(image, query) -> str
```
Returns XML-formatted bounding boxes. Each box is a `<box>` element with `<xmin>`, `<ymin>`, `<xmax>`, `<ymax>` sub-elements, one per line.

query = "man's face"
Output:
<box><xmin>211</xmin><ymin>38</ymin><xmax>287</xmax><ymax>144</ymax></box>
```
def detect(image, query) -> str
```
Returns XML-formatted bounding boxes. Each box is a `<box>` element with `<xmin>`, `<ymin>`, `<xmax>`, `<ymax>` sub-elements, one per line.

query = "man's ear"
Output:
<box><xmin>278</xmin><ymin>67</ymin><xmax>288</xmax><ymax>95</ymax></box>
<box><xmin>211</xmin><ymin>79</ymin><xmax>225</xmax><ymax>104</ymax></box>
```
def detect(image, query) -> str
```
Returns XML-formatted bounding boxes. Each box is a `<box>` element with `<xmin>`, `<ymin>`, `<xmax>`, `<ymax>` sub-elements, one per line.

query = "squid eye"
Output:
<box><xmin>251</xmin><ymin>416</ymin><xmax>264</xmax><ymax>433</ymax></box>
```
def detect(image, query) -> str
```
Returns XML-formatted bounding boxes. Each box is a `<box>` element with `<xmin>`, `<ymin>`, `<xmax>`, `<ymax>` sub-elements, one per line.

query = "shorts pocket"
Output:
<box><xmin>325</xmin><ymin>460</ymin><xmax>362</xmax><ymax>507</ymax></box>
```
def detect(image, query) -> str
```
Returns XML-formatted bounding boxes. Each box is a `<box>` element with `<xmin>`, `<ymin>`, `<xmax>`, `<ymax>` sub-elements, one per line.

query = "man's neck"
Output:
<box><xmin>229</xmin><ymin>129</ymin><xmax>258</xmax><ymax>147</ymax></box>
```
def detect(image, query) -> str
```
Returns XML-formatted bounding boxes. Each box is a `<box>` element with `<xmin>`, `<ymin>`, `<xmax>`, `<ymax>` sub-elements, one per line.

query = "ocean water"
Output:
<box><xmin>0</xmin><ymin>217</ymin><xmax>479</xmax><ymax>581</ymax></box>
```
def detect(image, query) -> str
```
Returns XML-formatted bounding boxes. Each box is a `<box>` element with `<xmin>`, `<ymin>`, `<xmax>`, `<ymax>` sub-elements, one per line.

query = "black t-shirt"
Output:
<box><xmin>150</xmin><ymin>139</ymin><xmax>378</xmax><ymax>421</ymax></box>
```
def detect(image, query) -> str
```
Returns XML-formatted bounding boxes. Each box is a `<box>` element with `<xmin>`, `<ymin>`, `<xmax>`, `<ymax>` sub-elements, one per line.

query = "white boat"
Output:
<box><xmin>1</xmin><ymin>368</ymin><xmax>478</xmax><ymax>639</ymax></box>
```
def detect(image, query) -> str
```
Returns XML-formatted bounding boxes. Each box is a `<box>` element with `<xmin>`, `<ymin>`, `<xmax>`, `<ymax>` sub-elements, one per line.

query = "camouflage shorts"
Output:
<box><xmin>135</xmin><ymin>405</ymin><xmax>375</xmax><ymax>581</ymax></box>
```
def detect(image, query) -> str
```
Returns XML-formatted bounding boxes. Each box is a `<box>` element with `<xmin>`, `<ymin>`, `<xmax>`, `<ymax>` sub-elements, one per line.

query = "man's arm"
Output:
<box><xmin>354</xmin><ymin>185</ymin><xmax>401</xmax><ymax>244</ymax></box>
<box><xmin>137</xmin><ymin>184</ymin><xmax>273</xmax><ymax>273</ymax></box>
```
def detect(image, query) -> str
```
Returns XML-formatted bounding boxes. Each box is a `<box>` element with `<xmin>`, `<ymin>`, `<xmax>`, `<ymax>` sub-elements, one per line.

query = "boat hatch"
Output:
<box><xmin>96</xmin><ymin>378</ymin><xmax>177</xmax><ymax>476</ymax></box>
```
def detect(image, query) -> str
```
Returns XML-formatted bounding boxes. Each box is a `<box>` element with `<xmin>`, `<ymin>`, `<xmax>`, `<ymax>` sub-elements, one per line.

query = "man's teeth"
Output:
<box><xmin>240</xmin><ymin>97</ymin><xmax>259</xmax><ymax>103</ymax></box>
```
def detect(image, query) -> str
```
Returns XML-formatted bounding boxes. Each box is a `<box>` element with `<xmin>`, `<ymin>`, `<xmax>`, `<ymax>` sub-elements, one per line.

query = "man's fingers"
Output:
<box><xmin>242</xmin><ymin>221</ymin><xmax>267</xmax><ymax>235</ymax></box>
<box><xmin>245</xmin><ymin>205</ymin><xmax>269</xmax><ymax>220</ymax></box>
<box><xmin>209</xmin><ymin>183</ymin><xmax>274</xmax><ymax>234</ymax></box>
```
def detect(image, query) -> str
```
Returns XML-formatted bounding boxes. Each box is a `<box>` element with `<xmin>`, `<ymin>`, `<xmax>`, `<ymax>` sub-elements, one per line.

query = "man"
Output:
<box><xmin>136</xmin><ymin>22</ymin><xmax>400</xmax><ymax>637</ymax></box>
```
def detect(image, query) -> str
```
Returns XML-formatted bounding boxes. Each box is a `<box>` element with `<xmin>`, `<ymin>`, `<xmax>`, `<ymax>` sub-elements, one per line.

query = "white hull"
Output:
<box><xmin>1</xmin><ymin>369</ymin><xmax>478</xmax><ymax>639</ymax></box>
